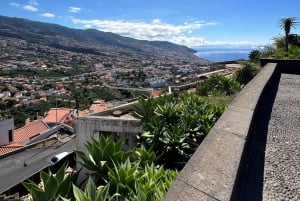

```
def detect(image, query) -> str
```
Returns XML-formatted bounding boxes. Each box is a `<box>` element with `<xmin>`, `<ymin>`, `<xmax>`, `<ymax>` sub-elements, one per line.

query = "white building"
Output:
<box><xmin>0</xmin><ymin>119</ymin><xmax>14</xmax><ymax>146</ymax></box>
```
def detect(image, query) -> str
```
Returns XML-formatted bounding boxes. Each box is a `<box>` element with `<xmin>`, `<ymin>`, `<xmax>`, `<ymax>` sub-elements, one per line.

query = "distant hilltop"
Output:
<box><xmin>0</xmin><ymin>15</ymin><xmax>204</xmax><ymax>62</ymax></box>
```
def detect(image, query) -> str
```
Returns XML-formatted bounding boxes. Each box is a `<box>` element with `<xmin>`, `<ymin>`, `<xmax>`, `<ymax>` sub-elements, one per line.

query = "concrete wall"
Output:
<box><xmin>75</xmin><ymin>112</ymin><xmax>143</xmax><ymax>153</ymax></box>
<box><xmin>75</xmin><ymin>107</ymin><xmax>143</xmax><ymax>183</ymax></box>
<box><xmin>261</xmin><ymin>59</ymin><xmax>300</xmax><ymax>74</ymax></box>
<box><xmin>164</xmin><ymin>63</ymin><xmax>278</xmax><ymax>201</ymax></box>
<box><xmin>0</xmin><ymin>119</ymin><xmax>14</xmax><ymax>146</ymax></box>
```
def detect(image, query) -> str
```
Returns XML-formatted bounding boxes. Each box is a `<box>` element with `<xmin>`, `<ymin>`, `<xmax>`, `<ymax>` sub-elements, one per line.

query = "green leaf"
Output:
<box><xmin>58</xmin><ymin>169</ymin><xmax>80</xmax><ymax>197</ymax></box>
<box><xmin>115</xmin><ymin>138</ymin><xmax>125</xmax><ymax>151</ymax></box>
<box><xmin>72</xmin><ymin>184</ymin><xmax>90</xmax><ymax>201</ymax></box>
<box><xmin>44</xmin><ymin>176</ymin><xmax>59</xmax><ymax>200</ymax></box>
<box><xmin>55</xmin><ymin>165</ymin><xmax>66</xmax><ymax>183</ymax></box>
<box><xmin>40</xmin><ymin>171</ymin><xmax>50</xmax><ymax>188</ymax></box>
<box><xmin>31</xmin><ymin>188</ymin><xmax>47</xmax><ymax>201</ymax></box>
<box><xmin>22</xmin><ymin>181</ymin><xmax>41</xmax><ymax>194</ymax></box>
<box><xmin>85</xmin><ymin>177</ymin><xmax>96</xmax><ymax>200</ymax></box>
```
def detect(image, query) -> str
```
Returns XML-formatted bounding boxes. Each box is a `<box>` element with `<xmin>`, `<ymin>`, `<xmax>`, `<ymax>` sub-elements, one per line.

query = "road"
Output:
<box><xmin>0</xmin><ymin>139</ymin><xmax>75</xmax><ymax>193</ymax></box>
<box><xmin>106</xmin><ymin>86</ymin><xmax>153</xmax><ymax>92</ymax></box>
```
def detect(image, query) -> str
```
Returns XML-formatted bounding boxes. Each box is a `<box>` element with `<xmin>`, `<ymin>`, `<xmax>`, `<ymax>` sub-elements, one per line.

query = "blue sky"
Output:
<box><xmin>1</xmin><ymin>0</ymin><xmax>299</xmax><ymax>48</ymax></box>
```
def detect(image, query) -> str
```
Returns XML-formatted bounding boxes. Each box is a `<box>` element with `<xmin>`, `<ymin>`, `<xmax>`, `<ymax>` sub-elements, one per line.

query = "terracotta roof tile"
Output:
<box><xmin>0</xmin><ymin>142</ymin><xmax>23</xmax><ymax>156</ymax></box>
<box><xmin>14</xmin><ymin>120</ymin><xmax>49</xmax><ymax>143</ymax></box>
<box><xmin>89</xmin><ymin>103</ymin><xmax>112</xmax><ymax>113</ymax></box>
<box><xmin>151</xmin><ymin>89</ymin><xmax>162</xmax><ymax>97</ymax></box>
<box><xmin>43</xmin><ymin>108</ymin><xmax>73</xmax><ymax>124</ymax></box>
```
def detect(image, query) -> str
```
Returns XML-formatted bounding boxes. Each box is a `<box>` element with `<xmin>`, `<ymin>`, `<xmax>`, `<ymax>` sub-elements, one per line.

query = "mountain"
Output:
<box><xmin>0</xmin><ymin>15</ymin><xmax>200</xmax><ymax>61</ymax></box>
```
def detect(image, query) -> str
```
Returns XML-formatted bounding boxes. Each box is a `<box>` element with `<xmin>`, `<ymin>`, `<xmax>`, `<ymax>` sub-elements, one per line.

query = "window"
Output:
<box><xmin>8</xmin><ymin>129</ymin><xmax>13</xmax><ymax>142</ymax></box>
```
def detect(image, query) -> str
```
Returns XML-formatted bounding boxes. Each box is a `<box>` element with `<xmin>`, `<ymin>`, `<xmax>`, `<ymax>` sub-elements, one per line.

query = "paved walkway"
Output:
<box><xmin>235</xmin><ymin>72</ymin><xmax>300</xmax><ymax>201</ymax></box>
<box><xmin>263</xmin><ymin>73</ymin><xmax>300</xmax><ymax>201</ymax></box>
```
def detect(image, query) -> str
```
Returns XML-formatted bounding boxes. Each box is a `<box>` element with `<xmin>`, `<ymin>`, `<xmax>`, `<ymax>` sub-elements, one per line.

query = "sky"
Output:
<box><xmin>0</xmin><ymin>0</ymin><xmax>299</xmax><ymax>48</ymax></box>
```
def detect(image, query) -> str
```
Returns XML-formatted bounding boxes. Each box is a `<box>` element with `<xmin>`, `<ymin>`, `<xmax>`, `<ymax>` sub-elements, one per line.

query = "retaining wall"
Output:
<box><xmin>164</xmin><ymin>63</ymin><xmax>278</xmax><ymax>201</ymax></box>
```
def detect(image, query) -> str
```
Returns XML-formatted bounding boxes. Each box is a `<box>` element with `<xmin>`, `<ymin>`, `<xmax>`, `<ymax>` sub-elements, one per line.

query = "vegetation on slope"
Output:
<box><xmin>0</xmin><ymin>15</ymin><xmax>198</xmax><ymax>61</ymax></box>
<box><xmin>17</xmin><ymin>62</ymin><xmax>262</xmax><ymax>200</ymax></box>
<box><xmin>249</xmin><ymin>16</ymin><xmax>299</xmax><ymax>60</ymax></box>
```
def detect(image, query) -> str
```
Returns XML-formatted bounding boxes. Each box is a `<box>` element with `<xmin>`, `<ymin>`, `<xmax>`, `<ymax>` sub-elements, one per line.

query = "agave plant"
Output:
<box><xmin>135</xmin><ymin>93</ymin><xmax>225</xmax><ymax>169</ymax></box>
<box><xmin>107</xmin><ymin>159</ymin><xmax>140</xmax><ymax>196</ymax></box>
<box><xmin>129</xmin><ymin>163</ymin><xmax>178</xmax><ymax>201</ymax></box>
<box><xmin>196</xmin><ymin>75</ymin><xmax>241</xmax><ymax>96</ymax></box>
<box><xmin>21</xmin><ymin>165</ymin><xmax>79</xmax><ymax>201</ymax></box>
<box><xmin>75</xmin><ymin>135</ymin><xmax>132</xmax><ymax>183</ymax></box>
<box><xmin>133</xmin><ymin>145</ymin><xmax>156</xmax><ymax>167</ymax></box>
<box><xmin>132</xmin><ymin>97</ymin><xmax>157</xmax><ymax>122</ymax></box>
<box><xmin>71</xmin><ymin>177</ymin><xmax>119</xmax><ymax>201</ymax></box>
<box><xmin>105</xmin><ymin>159</ymin><xmax>177</xmax><ymax>201</ymax></box>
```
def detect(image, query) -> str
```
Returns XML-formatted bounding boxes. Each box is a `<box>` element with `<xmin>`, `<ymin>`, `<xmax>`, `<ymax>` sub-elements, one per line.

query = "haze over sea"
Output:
<box><xmin>194</xmin><ymin>47</ymin><xmax>253</xmax><ymax>62</ymax></box>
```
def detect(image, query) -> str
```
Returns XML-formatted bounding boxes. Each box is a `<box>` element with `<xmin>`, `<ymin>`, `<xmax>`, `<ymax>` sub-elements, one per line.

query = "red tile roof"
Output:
<box><xmin>43</xmin><ymin>108</ymin><xmax>73</xmax><ymax>124</ymax></box>
<box><xmin>0</xmin><ymin>120</ymin><xmax>50</xmax><ymax>156</ymax></box>
<box><xmin>14</xmin><ymin>120</ymin><xmax>49</xmax><ymax>143</ymax></box>
<box><xmin>0</xmin><ymin>142</ymin><xmax>23</xmax><ymax>156</ymax></box>
<box><xmin>89</xmin><ymin>103</ymin><xmax>112</xmax><ymax>113</ymax></box>
<box><xmin>151</xmin><ymin>89</ymin><xmax>163</xmax><ymax>97</ymax></box>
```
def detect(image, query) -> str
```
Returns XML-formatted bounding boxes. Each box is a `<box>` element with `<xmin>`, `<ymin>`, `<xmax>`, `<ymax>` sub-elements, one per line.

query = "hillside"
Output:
<box><xmin>0</xmin><ymin>15</ymin><xmax>200</xmax><ymax>61</ymax></box>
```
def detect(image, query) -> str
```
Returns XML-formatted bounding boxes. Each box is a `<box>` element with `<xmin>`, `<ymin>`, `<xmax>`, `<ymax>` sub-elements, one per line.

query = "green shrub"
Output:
<box><xmin>135</xmin><ymin>93</ymin><xmax>225</xmax><ymax>169</ymax></box>
<box><xmin>196</xmin><ymin>74</ymin><xmax>241</xmax><ymax>96</ymax></box>
<box><xmin>234</xmin><ymin>62</ymin><xmax>259</xmax><ymax>85</ymax></box>
<box><xmin>248</xmin><ymin>49</ymin><xmax>261</xmax><ymax>61</ymax></box>
<box><xmin>71</xmin><ymin>177</ymin><xmax>118</xmax><ymax>201</ymax></box>
<box><xmin>106</xmin><ymin>160</ymin><xmax>177</xmax><ymax>201</ymax></box>
<box><xmin>21</xmin><ymin>165</ymin><xmax>79</xmax><ymax>201</ymax></box>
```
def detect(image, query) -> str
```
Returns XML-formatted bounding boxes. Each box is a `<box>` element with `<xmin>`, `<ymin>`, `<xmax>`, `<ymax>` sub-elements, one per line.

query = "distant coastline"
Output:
<box><xmin>194</xmin><ymin>47</ymin><xmax>253</xmax><ymax>62</ymax></box>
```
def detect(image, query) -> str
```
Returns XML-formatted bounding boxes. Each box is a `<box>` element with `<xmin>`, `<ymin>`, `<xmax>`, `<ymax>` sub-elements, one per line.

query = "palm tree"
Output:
<box><xmin>279</xmin><ymin>17</ymin><xmax>298</xmax><ymax>52</ymax></box>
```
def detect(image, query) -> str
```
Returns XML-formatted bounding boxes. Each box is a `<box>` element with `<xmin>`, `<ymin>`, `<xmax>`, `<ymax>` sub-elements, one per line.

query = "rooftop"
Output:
<box><xmin>14</xmin><ymin>120</ymin><xmax>49</xmax><ymax>143</ymax></box>
<box><xmin>43</xmin><ymin>108</ymin><xmax>73</xmax><ymax>124</ymax></box>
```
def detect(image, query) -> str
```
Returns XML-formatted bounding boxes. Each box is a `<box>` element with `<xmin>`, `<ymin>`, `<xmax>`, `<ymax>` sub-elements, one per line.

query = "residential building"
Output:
<box><xmin>43</xmin><ymin>108</ymin><xmax>74</xmax><ymax>125</ymax></box>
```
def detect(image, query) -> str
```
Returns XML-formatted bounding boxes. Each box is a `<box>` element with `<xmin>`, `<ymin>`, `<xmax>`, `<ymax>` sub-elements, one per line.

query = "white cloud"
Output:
<box><xmin>9</xmin><ymin>2</ymin><xmax>20</xmax><ymax>7</ymax></box>
<box><xmin>29</xmin><ymin>0</ymin><xmax>38</xmax><ymax>6</ymax></box>
<box><xmin>23</xmin><ymin>5</ymin><xmax>38</xmax><ymax>12</ymax></box>
<box><xmin>71</xmin><ymin>17</ymin><xmax>260</xmax><ymax>47</ymax></box>
<box><xmin>41</xmin><ymin>13</ymin><xmax>55</xmax><ymax>18</ymax></box>
<box><xmin>170</xmin><ymin>36</ymin><xmax>261</xmax><ymax>47</ymax></box>
<box><xmin>72</xmin><ymin>18</ymin><xmax>214</xmax><ymax>40</ymax></box>
<box><xmin>69</xmin><ymin>6</ymin><xmax>81</xmax><ymax>13</ymax></box>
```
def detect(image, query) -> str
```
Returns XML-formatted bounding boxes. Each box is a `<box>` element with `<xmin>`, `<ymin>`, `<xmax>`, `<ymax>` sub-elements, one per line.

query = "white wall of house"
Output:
<box><xmin>0</xmin><ymin>118</ymin><xmax>14</xmax><ymax>146</ymax></box>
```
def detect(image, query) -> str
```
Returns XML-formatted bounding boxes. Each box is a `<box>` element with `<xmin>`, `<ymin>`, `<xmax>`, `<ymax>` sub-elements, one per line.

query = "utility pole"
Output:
<box><xmin>56</xmin><ymin>94</ymin><xmax>58</xmax><ymax>124</ymax></box>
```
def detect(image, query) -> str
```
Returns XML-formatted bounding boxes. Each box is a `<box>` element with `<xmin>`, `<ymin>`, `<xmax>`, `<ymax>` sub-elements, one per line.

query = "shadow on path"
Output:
<box><xmin>231</xmin><ymin>70</ymin><xmax>281</xmax><ymax>201</ymax></box>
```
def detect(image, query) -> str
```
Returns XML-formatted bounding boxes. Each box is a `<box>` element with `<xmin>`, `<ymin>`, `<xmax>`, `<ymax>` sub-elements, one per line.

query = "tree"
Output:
<box><xmin>279</xmin><ymin>17</ymin><xmax>298</xmax><ymax>52</ymax></box>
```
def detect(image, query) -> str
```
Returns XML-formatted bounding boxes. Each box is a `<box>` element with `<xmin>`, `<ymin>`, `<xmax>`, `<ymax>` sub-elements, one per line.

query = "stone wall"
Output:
<box><xmin>164</xmin><ymin>63</ymin><xmax>278</xmax><ymax>201</ymax></box>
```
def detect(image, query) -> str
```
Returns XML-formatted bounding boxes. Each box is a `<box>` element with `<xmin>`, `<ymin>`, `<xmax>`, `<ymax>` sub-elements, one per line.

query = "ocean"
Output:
<box><xmin>194</xmin><ymin>47</ymin><xmax>253</xmax><ymax>62</ymax></box>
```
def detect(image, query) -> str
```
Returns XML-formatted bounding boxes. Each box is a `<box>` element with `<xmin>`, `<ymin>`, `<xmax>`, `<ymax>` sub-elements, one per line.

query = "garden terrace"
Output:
<box><xmin>165</xmin><ymin>61</ymin><xmax>300</xmax><ymax>201</ymax></box>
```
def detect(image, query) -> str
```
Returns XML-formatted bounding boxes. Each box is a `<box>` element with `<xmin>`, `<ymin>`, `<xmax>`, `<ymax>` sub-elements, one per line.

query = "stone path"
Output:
<box><xmin>263</xmin><ymin>73</ymin><xmax>300</xmax><ymax>201</ymax></box>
